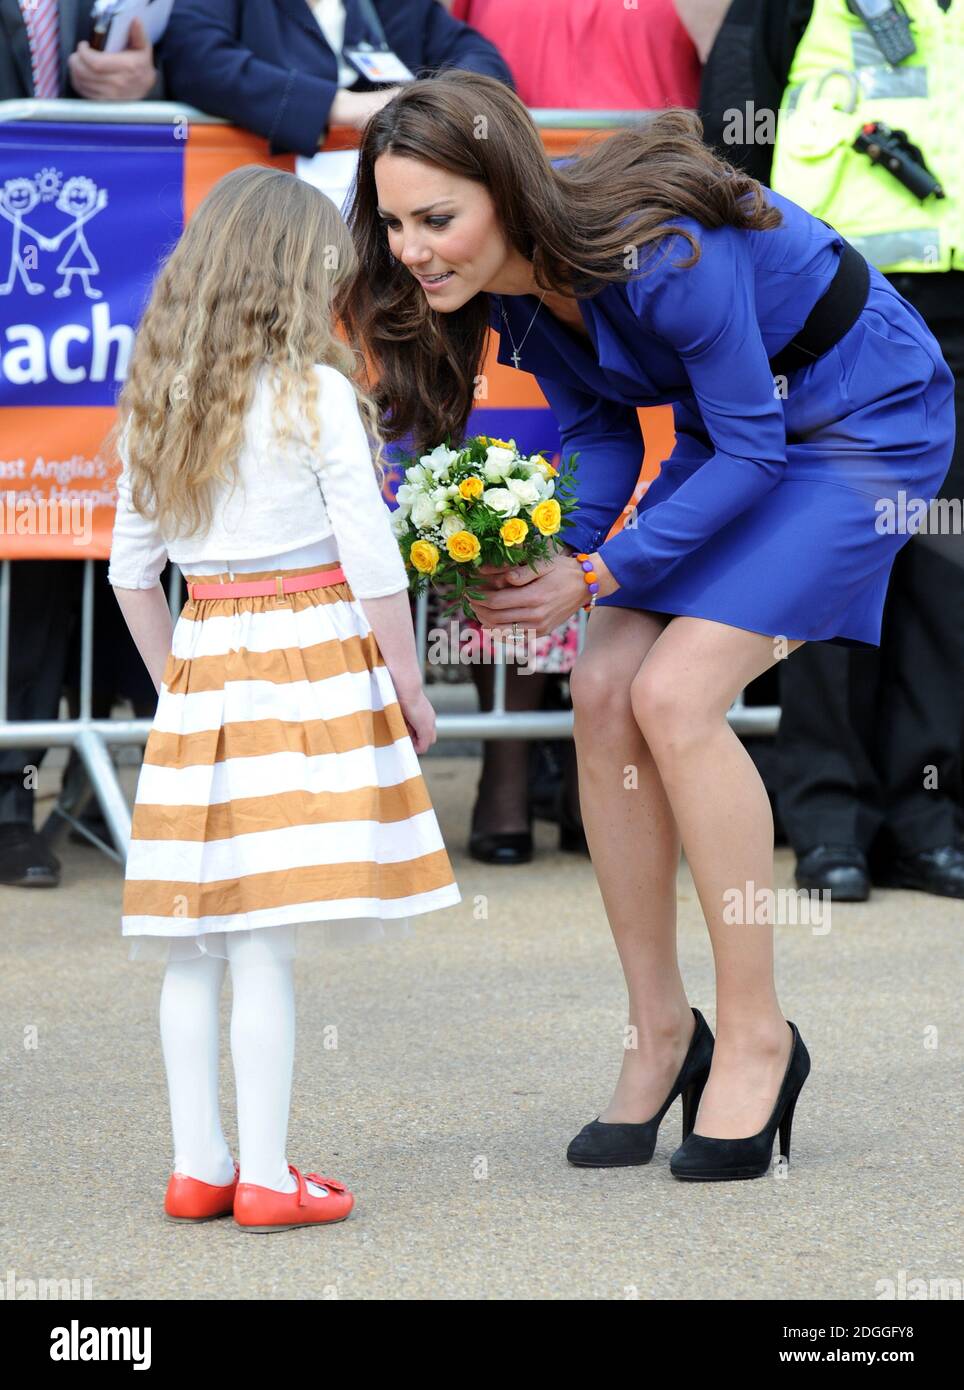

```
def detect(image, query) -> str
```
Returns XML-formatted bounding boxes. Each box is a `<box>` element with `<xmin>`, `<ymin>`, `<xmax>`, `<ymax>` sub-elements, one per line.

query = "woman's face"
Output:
<box><xmin>373</xmin><ymin>153</ymin><xmax>531</xmax><ymax>310</ymax></box>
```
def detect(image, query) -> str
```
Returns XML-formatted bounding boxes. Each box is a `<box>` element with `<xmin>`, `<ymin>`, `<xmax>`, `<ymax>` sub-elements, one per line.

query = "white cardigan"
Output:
<box><xmin>107</xmin><ymin>363</ymin><xmax>409</xmax><ymax>600</ymax></box>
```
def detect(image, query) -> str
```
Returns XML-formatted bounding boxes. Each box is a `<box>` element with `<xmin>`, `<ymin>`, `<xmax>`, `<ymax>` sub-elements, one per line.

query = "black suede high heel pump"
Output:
<box><xmin>566</xmin><ymin>1008</ymin><xmax>714</xmax><ymax>1167</ymax></box>
<box><xmin>669</xmin><ymin>1021</ymin><xmax>811</xmax><ymax>1181</ymax></box>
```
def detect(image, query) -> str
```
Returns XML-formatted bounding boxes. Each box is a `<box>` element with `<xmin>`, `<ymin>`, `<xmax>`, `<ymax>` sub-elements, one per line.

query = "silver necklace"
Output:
<box><xmin>499</xmin><ymin>290</ymin><xmax>548</xmax><ymax>369</ymax></box>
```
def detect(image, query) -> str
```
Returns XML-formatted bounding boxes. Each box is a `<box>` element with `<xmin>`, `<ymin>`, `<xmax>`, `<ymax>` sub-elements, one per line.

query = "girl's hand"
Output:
<box><xmin>397</xmin><ymin>687</ymin><xmax>437</xmax><ymax>755</ymax></box>
<box><xmin>471</xmin><ymin>553</ymin><xmax>590</xmax><ymax>639</ymax></box>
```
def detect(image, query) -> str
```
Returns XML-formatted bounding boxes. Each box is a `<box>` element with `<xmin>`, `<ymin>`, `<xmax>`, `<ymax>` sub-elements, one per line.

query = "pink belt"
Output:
<box><xmin>187</xmin><ymin>566</ymin><xmax>347</xmax><ymax>601</ymax></box>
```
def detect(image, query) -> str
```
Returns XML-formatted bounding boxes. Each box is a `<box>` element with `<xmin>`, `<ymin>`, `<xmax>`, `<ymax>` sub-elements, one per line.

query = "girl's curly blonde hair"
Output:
<box><xmin>108</xmin><ymin>164</ymin><xmax>385</xmax><ymax>542</ymax></box>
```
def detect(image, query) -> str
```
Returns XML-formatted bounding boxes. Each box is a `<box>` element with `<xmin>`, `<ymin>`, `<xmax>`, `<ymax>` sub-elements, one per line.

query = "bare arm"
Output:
<box><xmin>357</xmin><ymin>589</ymin><xmax>438</xmax><ymax>754</ymax></box>
<box><xmin>673</xmin><ymin>0</ymin><xmax>732</xmax><ymax>62</ymax></box>
<box><xmin>356</xmin><ymin>590</ymin><xmax>423</xmax><ymax>700</ymax></box>
<box><xmin>111</xmin><ymin>583</ymin><xmax>174</xmax><ymax>696</ymax></box>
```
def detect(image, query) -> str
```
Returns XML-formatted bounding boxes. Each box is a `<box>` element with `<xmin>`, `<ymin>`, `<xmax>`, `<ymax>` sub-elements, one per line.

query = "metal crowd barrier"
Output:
<box><xmin>0</xmin><ymin>100</ymin><xmax>781</xmax><ymax>865</ymax></box>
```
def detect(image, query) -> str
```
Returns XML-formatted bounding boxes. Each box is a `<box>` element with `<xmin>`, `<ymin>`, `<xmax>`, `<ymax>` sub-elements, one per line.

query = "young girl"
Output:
<box><xmin>107</xmin><ymin>165</ymin><xmax>461</xmax><ymax>1232</ymax></box>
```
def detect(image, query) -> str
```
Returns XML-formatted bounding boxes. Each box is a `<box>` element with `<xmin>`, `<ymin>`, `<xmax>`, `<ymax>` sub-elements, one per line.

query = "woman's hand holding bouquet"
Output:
<box><xmin>391</xmin><ymin>436</ymin><xmax>587</xmax><ymax>637</ymax></box>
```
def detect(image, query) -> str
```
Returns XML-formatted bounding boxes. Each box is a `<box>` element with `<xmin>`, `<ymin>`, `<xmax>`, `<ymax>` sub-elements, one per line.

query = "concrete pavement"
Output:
<box><xmin>1</xmin><ymin>753</ymin><xmax>960</xmax><ymax>1301</ymax></box>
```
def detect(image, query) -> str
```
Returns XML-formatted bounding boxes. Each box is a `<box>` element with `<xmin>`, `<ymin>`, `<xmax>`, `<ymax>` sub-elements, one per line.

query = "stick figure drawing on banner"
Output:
<box><xmin>46</xmin><ymin>177</ymin><xmax>109</xmax><ymax>299</ymax></box>
<box><xmin>0</xmin><ymin>177</ymin><xmax>56</xmax><ymax>295</ymax></box>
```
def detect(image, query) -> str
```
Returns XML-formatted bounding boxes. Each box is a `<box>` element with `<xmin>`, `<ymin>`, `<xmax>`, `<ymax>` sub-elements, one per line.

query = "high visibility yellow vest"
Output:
<box><xmin>769</xmin><ymin>0</ymin><xmax>964</xmax><ymax>271</ymax></box>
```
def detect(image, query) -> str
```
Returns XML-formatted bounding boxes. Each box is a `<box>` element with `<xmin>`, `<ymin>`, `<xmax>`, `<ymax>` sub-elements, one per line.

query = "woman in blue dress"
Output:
<box><xmin>341</xmin><ymin>75</ymin><xmax>955</xmax><ymax>1181</ymax></box>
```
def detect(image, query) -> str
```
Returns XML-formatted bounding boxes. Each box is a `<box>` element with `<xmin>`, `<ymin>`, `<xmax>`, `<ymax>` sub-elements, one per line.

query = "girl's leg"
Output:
<box><xmin>569</xmin><ymin>606</ymin><xmax>695</xmax><ymax>1122</ymax></box>
<box><xmin>226</xmin><ymin>927</ymin><xmax>327</xmax><ymax>1196</ymax></box>
<box><xmin>159</xmin><ymin>951</ymin><xmax>235</xmax><ymax>1186</ymax></box>
<box><xmin>629</xmin><ymin>618</ymin><xmax>806</xmax><ymax>1138</ymax></box>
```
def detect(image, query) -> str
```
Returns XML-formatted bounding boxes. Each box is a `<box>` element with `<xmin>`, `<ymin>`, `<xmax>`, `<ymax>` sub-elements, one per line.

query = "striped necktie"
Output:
<box><xmin>19</xmin><ymin>0</ymin><xmax>61</xmax><ymax>99</ymax></box>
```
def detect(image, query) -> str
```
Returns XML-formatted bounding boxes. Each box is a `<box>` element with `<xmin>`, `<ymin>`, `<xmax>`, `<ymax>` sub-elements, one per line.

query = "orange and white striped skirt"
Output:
<box><xmin>122</xmin><ymin>558</ymin><xmax>461</xmax><ymax>964</ymax></box>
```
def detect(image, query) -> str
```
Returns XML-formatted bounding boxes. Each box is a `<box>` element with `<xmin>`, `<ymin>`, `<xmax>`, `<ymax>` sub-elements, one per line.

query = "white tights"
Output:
<box><xmin>158</xmin><ymin>926</ymin><xmax>327</xmax><ymax>1196</ymax></box>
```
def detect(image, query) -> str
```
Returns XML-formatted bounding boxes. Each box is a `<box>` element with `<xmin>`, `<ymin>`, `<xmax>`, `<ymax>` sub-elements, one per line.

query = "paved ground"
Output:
<box><xmin>2</xmin><ymin>752</ymin><xmax>961</xmax><ymax>1301</ymax></box>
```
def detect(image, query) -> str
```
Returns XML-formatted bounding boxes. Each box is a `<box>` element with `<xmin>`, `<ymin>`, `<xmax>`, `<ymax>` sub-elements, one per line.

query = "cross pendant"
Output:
<box><xmin>511</xmin><ymin>349</ymin><xmax>521</xmax><ymax>369</ymax></box>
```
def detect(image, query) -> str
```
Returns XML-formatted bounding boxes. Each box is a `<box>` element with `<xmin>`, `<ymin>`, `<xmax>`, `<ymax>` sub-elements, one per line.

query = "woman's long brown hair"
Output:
<box><xmin>339</xmin><ymin>72</ymin><xmax>781</xmax><ymax>455</ymax></box>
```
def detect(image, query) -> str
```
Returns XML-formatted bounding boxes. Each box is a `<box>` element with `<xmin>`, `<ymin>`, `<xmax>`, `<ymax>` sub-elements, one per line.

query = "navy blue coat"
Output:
<box><xmin>162</xmin><ymin>0</ymin><xmax>514</xmax><ymax>156</ymax></box>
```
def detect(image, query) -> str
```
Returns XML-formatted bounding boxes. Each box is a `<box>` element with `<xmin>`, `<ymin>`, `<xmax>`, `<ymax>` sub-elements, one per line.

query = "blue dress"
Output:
<box><xmin>486</xmin><ymin>187</ymin><xmax>956</xmax><ymax>648</ymax></box>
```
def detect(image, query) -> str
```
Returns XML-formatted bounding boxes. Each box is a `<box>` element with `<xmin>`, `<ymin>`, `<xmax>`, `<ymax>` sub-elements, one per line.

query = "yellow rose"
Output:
<box><xmin>530</xmin><ymin>499</ymin><xmax>562</xmax><ymax>536</ymax></box>
<box><xmin>409</xmin><ymin>540</ymin><xmax>440</xmax><ymax>574</ymax></box>
<box><xmin>535</xmin><ymin>458</ymin><xmax>558</xmax><ymax>479</ymax></box>
<box><xmin>459</xmin><ymin>475</ymin><xmax>485</xmax><ymax>500</ymax></box>
<box><xmin>446</xmin><ymin>530</ymin><xmax>482</xmax><ymax>562</ymax></box>
<box><xmin>487</xmin><ymin>437</ymin><xmax>514</xmax><ymax>451</ymax></box>
<box><xmin>500</xmin><ymin>517</ymin><xmax>528</xmax><ymax>547</ymax></box>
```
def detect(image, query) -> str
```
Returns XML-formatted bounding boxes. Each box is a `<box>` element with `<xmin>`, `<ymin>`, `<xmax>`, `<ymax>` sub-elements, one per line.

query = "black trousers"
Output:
<box><xmin>775</xmin><ymin>273</ymin><xmax>964</xmax><ymax>858</ymax></box>
<box><xmin>0</xmin><ymin>559</ymin><xmax>161</xmax><ymax>826</ymax></box>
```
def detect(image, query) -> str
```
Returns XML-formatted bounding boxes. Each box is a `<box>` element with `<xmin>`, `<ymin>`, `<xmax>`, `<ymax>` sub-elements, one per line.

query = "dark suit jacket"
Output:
<box><xmin>161</xmin><ymin>0</ymin><xmax>515</xmax><ymax>157</ymax></box>
<box><xmin>698</xmin><ymin>0</ymin><xmax>814</xmax><ymax>185</ymax></box>
<box><xmin>0</xmin><ymin>0</ymin><xmax>165</xmax><ymax>102</ymax></box>
<box><xmin>1</xmin><ymin>0</ymin><xmax>92</xmax><ymax>99</ymax></box>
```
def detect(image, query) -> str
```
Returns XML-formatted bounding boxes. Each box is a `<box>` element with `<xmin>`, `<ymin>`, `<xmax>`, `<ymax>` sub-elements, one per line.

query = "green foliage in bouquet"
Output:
<box><xmin>389</xmin><ymin>435</ymin><xmax>580</xmax><ymax>620</ymax></box>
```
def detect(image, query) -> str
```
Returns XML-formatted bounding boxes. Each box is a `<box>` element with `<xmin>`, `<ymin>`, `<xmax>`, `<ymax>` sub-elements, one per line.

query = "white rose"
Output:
<box><xmin>482</xmin><ymin>487</ymin><xmax>520</xmax><ymax>518</ymax></box>
<box><xmin>483</xmin><ymin>445</ymin><xmax>516</xmax><ymax>481</ymax></box>
<box><xmin>506</xmin><ymin>475</ymin><xmax>541</xmax><ymax>506</ymax></box>
<box><xmin>411</xmin><ymin>493</ymin><xmax>439</xmax><ymax>529</ymax></box>
<box><xmin>440</xmin><ymin>513</ymin><xmax>464</xmax><ymax>539</ymax></box>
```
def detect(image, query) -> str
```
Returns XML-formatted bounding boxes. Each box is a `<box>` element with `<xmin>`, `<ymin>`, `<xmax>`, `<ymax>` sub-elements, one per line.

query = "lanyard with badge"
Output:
<box><xmin>343</xmin><ymin>0</ymin><xmax>416</xmax><ymax>84</ymax></box>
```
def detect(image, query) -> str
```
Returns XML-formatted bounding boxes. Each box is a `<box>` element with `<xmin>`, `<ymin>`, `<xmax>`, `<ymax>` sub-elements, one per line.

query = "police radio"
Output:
<box><xmin>853</xmin><ymin>122</ymin><xmax>945</xmax><ymax>200</ymax></box>
<box><xmin>845</xmin><ymin>0</ymin><xmax>917</xmax><ymax>64</ymax></box>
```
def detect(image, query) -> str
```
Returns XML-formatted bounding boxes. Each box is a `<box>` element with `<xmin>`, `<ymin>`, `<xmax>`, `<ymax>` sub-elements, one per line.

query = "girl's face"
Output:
<box><xmin>373</xmin><ymin>153</ymin><xmax>531</xmax><ymax>309</ymax></box>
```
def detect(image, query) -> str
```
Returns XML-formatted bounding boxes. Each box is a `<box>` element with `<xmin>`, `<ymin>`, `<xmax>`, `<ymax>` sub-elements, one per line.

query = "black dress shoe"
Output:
<box><xmin>566</xmin><ymin>1008</ymin><xmax>714</xmax><ymax>1167</ymax></box>
<box><xmin>468</xmin><ymin>826</ymin><xmax>533</xmax><ymax>864</ymax></box>
<box><xmin>873</xmin><ymin>843</ymin><xmax>964</xmax><ymax>899</ymax></box>
<box><xmin>795</xmin><ymin>843</ymin><xmax>870</xmax><ymax>901</ymax></box>
<box><xmin>670</xmin><ymin>1021</ymin><xmax>811</xmax><ymax>1182</ymax></box>
<box><xmin>468</xmin><ymin>799</ymin><xmax>534</xmax><ymax>865</ymax></box>
<box><xmin>0</xmin><ymin>824</ymin><xmax>61</xmax><ymax>888</ymax></box>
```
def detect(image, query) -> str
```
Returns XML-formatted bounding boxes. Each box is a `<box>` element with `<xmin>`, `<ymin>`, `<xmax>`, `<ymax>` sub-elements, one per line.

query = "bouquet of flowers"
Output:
<box><xmin>390</xmin><ymin>435</ymin><xmax>579</xmax><ymax>620</ymax></box>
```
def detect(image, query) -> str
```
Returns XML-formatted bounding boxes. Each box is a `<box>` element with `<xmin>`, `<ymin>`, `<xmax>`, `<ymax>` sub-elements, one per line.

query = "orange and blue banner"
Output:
<box><xmin>0</xmin><ymin>118</ymin><xmax>670</xmax><ymax>560</ymax></box>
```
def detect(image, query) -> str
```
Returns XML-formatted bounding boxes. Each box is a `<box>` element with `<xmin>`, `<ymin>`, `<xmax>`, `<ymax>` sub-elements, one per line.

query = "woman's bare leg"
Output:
<box><xmin>569</xmin><ymin>605</ymin><xmax>695</xmax><ymax>1122</ymax></box>
<box><xmin>630</xmin><ymin>618</ymin><xmax>806</xmax><ymax>1138</ymax></box>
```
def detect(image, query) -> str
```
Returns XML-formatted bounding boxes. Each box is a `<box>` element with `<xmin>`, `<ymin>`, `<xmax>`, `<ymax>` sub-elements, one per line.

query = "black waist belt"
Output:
<box><xmin>768</xmin><ymin>236</ymin><xmax>871</xmax><ymax>378</ymax></box>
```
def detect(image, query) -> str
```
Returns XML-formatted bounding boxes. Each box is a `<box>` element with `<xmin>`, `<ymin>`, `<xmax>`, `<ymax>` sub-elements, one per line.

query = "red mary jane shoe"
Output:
<box><xmin>164</xmin><ymin>1161</ymin><xmax>240</xmax><ymax>1222</ymax></box>
<box><xmin>233</xmin><ymin>1163</ymin><xmax>354</xmax><ymax>1233</ymax></box>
